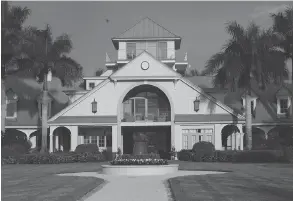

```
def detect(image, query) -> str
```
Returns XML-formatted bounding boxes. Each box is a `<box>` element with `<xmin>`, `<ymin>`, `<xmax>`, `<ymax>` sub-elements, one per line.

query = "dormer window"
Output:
<box><xmin>6</xmin><ymin>88</ymin><xmax>18</xmax><ymax>119</ymax></box>
<box><xmin>279</xmin><ymin>98</ymin><xmax>289</xmax><ymax>114</ymax></box>
<box><xmin>158</xmin><ymin>42</ymin><xmax>167</xmax><ymax>60</ymax></box>
<box><xmin>6</xmin><ymin>100</ymin><xmax>17</xmax><ymax>119</ymax></box>
<box><xmin>89</xmin><ymin>82</ymin><xmax>95</xmax><ymax>90</ymax></box>
<box><xmin>126</xmin><ymin>42</ymin><xmax>136</xmax><ymax>60</ymax></box>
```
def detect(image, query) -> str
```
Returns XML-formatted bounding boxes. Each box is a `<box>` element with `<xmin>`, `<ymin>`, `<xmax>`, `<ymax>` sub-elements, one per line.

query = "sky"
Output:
<box><xmin>12</xmin><ymin>1</ymin><xmax>293</xmax><ymax>76</ymax></box>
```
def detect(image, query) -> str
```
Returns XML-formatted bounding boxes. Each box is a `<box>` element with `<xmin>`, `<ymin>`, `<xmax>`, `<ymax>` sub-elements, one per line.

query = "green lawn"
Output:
<box><xmin>169</xmin><ymin>161</ymin><xmax>293</xmax><ymax>201</ymax></box>
<box><xmin>2</xmin><ymin>161</ymin><xmax>293</xmax><ymax>201</ymax></box>
<box><xmin>1</xmin><ymin>162</ymin><xmax>108</xmax><ymax>201</ymax></box>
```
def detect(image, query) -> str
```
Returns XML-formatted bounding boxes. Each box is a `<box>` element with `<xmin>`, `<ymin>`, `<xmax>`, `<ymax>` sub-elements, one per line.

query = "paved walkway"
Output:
<box><xmin>58</xmin><ymin>171</ymin><xmax>226</xmax><ymax>201</ymax></box>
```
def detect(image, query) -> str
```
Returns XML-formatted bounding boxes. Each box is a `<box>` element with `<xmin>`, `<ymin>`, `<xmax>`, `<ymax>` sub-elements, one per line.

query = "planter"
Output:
<box><xmin>101</xmin><ymin>164</ymin><xmax>179</xmax><ymax>176</ymax></box>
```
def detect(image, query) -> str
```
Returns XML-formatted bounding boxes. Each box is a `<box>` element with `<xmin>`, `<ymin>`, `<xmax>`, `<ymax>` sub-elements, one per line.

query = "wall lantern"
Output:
<box><xmin>91</xmin><ymin>99</ymin><xmax>97</xmax><ymax>114</ymax></box>
<box><xmin>194</xmin><ymin>97</ymin><xmax>200</xmax><ymax>112</ymax></box>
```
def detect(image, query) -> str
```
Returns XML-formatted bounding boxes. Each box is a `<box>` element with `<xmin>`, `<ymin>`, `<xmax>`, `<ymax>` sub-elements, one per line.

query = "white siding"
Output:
<box><xmin>167</xmin><ymin>41</ymin><xmax>175</xmax><ymax>59</ymax></box>
<box><xmin>118</xmin><ymin>42</ymin><xmax>126</xmax><ymax>60</ymax></box>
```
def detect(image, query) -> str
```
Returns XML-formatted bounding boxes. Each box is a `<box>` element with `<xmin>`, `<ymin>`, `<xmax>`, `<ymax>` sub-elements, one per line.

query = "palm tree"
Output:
<box><xmin>271</xmin><ymin>6</ymin><xmax>293</xmax><ymax>81</ymax></box>
<box><xmin>1</xmin><ymin>1</ymin><xmax>33</xmax><ymax>132</ymax></box>
<box><xmin>23</xmin><ymin>25</ymin><xmax>83</xmax><ymax>153</ymax></box>
<box><xmin>185</xmin><ymin>68</ymin><xmax>201</xmax><ymax>77</ymax></box>
<box><xmin>202</xmin><ymin>21</ymin><xmax>287</xmax><ymax>150</ymax></box>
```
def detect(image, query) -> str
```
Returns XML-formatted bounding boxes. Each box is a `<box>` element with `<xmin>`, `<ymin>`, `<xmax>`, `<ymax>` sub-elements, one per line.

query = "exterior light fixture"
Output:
<box><xmin>194</xmin><ymin>97</ymin><xmax>200</xmax><ymax>112</ymax></box>
<box><xmin>91</xmin><ymin>99</ymin><xmax>97</xmax><ymax>114</ymax></box>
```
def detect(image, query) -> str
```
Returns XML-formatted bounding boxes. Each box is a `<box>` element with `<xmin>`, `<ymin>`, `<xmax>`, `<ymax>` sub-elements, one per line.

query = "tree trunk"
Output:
<box><xmin>1</xmin><ymin>79</ymin><xmax>6</xmax><ymax>133</ymax></box>
<box><xmin>40</xmin><ymin>75</ymin><xmax>49</xmax><ymax>153</ymax></box>
<box><xmin>245</xmin><ymin>90</ymin><xmax>252</xmax><ymax>150</ymax></box>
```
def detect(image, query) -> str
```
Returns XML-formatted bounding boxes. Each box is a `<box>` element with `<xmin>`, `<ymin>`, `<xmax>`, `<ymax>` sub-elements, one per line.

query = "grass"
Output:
<box><xmin>169</xmin><ymin>161</ymin><xmax>293</xmax><ymax>201</ymax></box>
<box><xmin>2</xmin><ymin>161</ymin><xmax>293</xmax><ymax>201</ymax></box>
<box><xmin>1</xmin><ymin>162</ymin><xmax>108</xmax><ymax>201</ymax></box>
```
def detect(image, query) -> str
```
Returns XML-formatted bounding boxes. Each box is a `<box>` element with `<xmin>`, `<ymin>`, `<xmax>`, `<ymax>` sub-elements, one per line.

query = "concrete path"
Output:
<box><xmin>58</xmin><ymin>171</ymin><xmax>226</xmax><ymax>201</ymax></box>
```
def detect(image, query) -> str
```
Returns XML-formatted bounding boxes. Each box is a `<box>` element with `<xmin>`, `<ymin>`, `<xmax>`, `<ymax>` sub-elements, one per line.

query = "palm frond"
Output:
<box><xmin>225</xmin><ymin>21</ymin><xmax>245</xmax><ymax>42</ymax></box>
<box><xmin>202</xmin><ymin>52</ymin><xmax>226</xmax><ymax>75</ymax></box>
<box><xmin>50</xmin><ymin>34</ymin><xmax>73</xmax><ymax>58</ymax></box>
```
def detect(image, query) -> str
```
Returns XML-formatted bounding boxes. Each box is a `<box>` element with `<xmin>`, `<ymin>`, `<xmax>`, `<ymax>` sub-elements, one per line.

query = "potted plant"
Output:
<box><xmin>170</xmin><ymin>146</ymin><xmax>177</xmax><ymax>160</ymax></box>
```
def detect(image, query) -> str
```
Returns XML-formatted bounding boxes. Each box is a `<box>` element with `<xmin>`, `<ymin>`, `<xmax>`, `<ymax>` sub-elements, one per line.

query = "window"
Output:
<box><xmin>99</xmin><ymin>136</ymin><xmax>106</xmax><ymax>147</ymax></box>
<box><xmin>206</xmin><ymin>135</ymin><xmax>212</xmax><ymax>143</ymax></box>
<box><xmin>280</xmin><ymin>99</ymin><xmax>289</xmax><ymax>114</ymax></box>
<box><xmin>199</xmin><ymin>135</ymin><xmax>203</xmax><ymax>142</ymax></box>
<box><xmin>6</xmin><ymin>100</ymin><xmax>17</xmax><ymax>118</ymax></box>
<box><xmin>191</xmin><ymin>135</ymin><xmax>196</xmax><ymax>147</ymax></box>
<box><xmin>157</xmin><ymin>42</ymin><xmax>167</xmax><ymax>60</ymax></box>
<box><xmin>83</xmin><ymin>136</ymin><xmax>97</xmax><ymax>144</ymax></box>
<box><xmin>183</xmin><ymin>135</ymin><xmax>188</xmax><ymax>149</ymax></box>
<box><xmin>89</xmin><ymin>82</ymin><xmax>95</xmax><ymax>89</ymax></box>
<box><xmin>126</xmin><ymin>42</ymin><xmax>136</xmax><ymax>60</ymax></box>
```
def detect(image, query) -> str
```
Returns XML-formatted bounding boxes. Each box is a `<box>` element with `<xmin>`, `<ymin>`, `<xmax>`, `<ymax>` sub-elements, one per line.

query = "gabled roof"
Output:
<box><xmin>112</xmin><ymin>17</ymin><xmax>181</xmax><ymax>50</ymax></box>
<box><xmin>5</xmin><ymin>75</ymin><xmax>70</xmax><ymax>127</ymax></box>
<box><xmin>115</xmin><ymin>17</ymin><xmax>179</xmax><ymax>39</ymax></box>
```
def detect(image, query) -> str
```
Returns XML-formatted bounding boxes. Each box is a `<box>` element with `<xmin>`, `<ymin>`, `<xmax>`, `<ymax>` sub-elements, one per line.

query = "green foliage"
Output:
<box><xmin>110</xmin><ymin>158</ymin><xmax>168</xmax><ymax>165</ymax></box>
<box><xmin>177</xmin><ymin>150</ymin><xmax>195</xmax><ymax>161</ymax></box>
<box><xmin>192</xmin><ymin>141</ymin><xmax>215</xmax><ymax>162</ymax></box>
<box><xmin>74</xmin><ymin>144</ymin><xmax>100</xmax><ymax>154</ymax></box>
<box><xmin>118</xmin><ymin>154</ymin><xmax>160</xmax><ymax>160</ymax></box>
<box><xmin>1</xmin><ymin>152</ymin><xmax>105</xmax><ymax>165</ymax></box>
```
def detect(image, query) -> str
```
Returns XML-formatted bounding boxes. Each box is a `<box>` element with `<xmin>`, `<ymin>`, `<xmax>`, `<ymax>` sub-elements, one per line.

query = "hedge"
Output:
<box><xmin>1</xmin><ymin>152</ymin><xmax>105</xmax><ymax>165</ymax></box>
<box><xmin>75</xmin><ymin>144</ymin><xmax>100</xmax><ymax>154</ymax></box>
<box><xmin>110</xmin><ymin>158</ymin><xmax>168</xmax><ymax>165</ymax></box>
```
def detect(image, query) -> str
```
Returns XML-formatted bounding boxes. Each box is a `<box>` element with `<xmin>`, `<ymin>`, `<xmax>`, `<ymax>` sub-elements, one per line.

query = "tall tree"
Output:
<box><xmin>271</xmin><ymin>6</ymin><xmax>293</xmax><ymax>81</ymax></box>
<box><xmin>1</xmin><ymin>1</ymin><xmax>33</xmax><ymax>132</ymax></box>
<box><xmin>23</xmin><ymin>25</ymin><xmax>83</xmax><ymax>153</ymax></box>
<box><xmin>202</xmin><ymin>21</ymin><xmax>287</xmax><ymax>150</ymax></box>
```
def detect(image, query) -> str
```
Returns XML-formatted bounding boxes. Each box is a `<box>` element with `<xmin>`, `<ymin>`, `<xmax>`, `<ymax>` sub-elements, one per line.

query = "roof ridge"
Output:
<box><xmin>114</xmin><ymin>17</ymin><xmax>179</xmax><ymax>39</ymax></box>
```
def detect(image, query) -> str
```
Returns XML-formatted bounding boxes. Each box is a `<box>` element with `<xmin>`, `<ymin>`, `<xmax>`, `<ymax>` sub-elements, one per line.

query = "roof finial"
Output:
<box><xmin>106</xmin><ymin>52</ymin><xmax>111</xmax><ymax>63</ymax></box>
<box><xmin>184</xmin><ymin>52</ymin><xmax>188</xmax><ymax>61</ymax></box>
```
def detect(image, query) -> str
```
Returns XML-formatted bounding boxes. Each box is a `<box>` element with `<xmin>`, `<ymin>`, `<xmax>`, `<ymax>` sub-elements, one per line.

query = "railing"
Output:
<box><xmin>123</xmin><ymin>48</ymin><xmax>175</xmax><ymax>60</ymax></box>
<box><xmin>122</xmin><ymin>109</ymin><xmax>171</xmax><ymax>122</ymax></box>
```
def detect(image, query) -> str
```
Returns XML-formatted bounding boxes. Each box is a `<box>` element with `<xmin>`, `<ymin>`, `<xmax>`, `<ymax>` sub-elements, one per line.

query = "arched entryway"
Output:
<box><xmin>2</xmin><ymin>129</ymin><xmax>28</xmax><ymax>146</ymax></box>
<box><xmin>119</xmin><ymin>84</ymin><xmax>173</xmax><ymax>158</ymax></box>
<box><xmin>267</xmin><ymin>126</ymin><xmax>293</xmax><ymax>149</ymax></box>
<box><xmin>29</xmin><ymin>129</ymin><xmax>50</xmax><ymax>151</ymax></box>
<box><xmin>251</xmin><ymin>127</ymin><xmax>266</xmax><ymax>149</ymax></box>
<box><xmin>53</xmin><ymin>127</ymin><xmax>71</xmax><ymax>152</ymax></box>
<box><xmin>221</xmin><ymin>125</ymin><xmax>241</xmax><ymax>150</ymax></box>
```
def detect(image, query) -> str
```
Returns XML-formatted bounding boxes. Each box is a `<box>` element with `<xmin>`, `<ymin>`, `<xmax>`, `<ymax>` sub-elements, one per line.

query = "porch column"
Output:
<box><xmin>240</xmin><ymin>133</ymin><xmax>244</xmax><ymax>150</ymax></box>
<box><xmin>112</xmin><ymin>125</ymin><xmax>118</xmax><ymax>153</ymax></box>
<box><xmin>55</xmin><ymin>134</ymin><xmax>59</xmax><ymax>151</ymax></box>
<box><xmin>227</xmin><ymin>135</ymin><xmax>232</xmax><ymax>149</ymax></box>
<box><xmin>69</xmin><ymin>126</ymin><xmax>78</xmax><ymax>152</ymax></box>
<box><xmin>231</xmin><ymin>133</ymin><xmax>236</xmax><ymax>150</ymax></box>
<box><xmin>49</xmin><ymin>126</ymin><xmax>57</xmax><ymax>153</ymax></box>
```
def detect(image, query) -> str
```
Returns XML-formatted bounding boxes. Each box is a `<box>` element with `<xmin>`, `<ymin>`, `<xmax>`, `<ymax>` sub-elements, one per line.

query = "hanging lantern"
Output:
<box><xmin>91</xmin><ymin>99</ymin><xmax>97</xmax><ymax>114</ymax></box>
<box><xmin>194</xmin><ymin>97</ymin><xmax>200</xmax><ymax>112</ymax></box>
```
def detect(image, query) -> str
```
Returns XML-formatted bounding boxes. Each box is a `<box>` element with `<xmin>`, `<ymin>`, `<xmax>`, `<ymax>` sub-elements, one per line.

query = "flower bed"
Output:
<box><xmin>118</xmin><ymin>154</ymin><xmax>160</xmax><ymax>160</ymax></box>
<box><xmin>110</xmin><ymin>158</ymin><xmax>168</xmax><ymax>165</ymax></box>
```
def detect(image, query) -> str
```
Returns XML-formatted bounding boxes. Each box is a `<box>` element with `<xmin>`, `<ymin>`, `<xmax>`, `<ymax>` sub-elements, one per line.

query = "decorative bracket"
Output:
<box><xmin>173</xmin><ymin>79</ymin><xmax>179</xmax><ymax>89</ymax></box>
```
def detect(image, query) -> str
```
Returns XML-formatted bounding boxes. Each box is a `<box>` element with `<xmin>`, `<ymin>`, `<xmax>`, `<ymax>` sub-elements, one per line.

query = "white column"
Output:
<box><xmin>112</xmin><ymin>125</ymin><xmax>118</xmax><ymax>153</ymax></box>
<box><xmin>121</xmin><ymin>134</ymin><xmax>124</xmax><ymax>154</ymax></box>
<box><xmin>55</xmin><ymin>134</ymin><xmax>59</xmax><ymax>151</ymax></box>
<box><xmin>49</xmin><ymin>126</ymin><xmax>56</xmax><ymax>153</ymax></box>
<box><xmin>214</xmin><ymin>124</ymin><xmax>224</xmax><ymax>150</ymax></box>
<box><xmin>232</xmin><ymin>133</ymin><xmax>236</xmax><ymax>150</ymax></box>
<box><xmin>240</xmin><ymin>133</ymin><xmax>244</xmax><ymax>150</ymax></box>
<box><xmin>227</xmin><ymin>135</ymin><xmax>232</xmax><ymax>149</ymax></box>
<box><xmin>70</xmin><ymin>126</ymin><xmax>78</xmax><ymax>152</ymax></box>
<box><xmin>117</xmin><ymin>125</ymin><xmax>122</xmax><ymax>152</ymax></box>
<box><xmin>174</xmin><ymin>125</ymin><xmax>182</xmax><ymax>152</ymax></box>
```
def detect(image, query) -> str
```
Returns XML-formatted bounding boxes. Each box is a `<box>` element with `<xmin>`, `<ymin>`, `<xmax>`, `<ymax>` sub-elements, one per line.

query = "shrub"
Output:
<box><xmin>119</xmin><ymin>153</ymin><xmax>160</xmax><ymax>160</ymax></box>
<box><xmin>75</xmin><ymin>144</ymin><xmax>100</xmax><ymax>154</ymax></box>
<box><xmin>233</xmin><ymin>150</ymin><xmax>283</xmax><ymax>163</ymax></box>
<box><xmin>214</xmin><ymin>150</ymin><xmax>236</xmax><ymax>162</ymax></box>
<box><xmin>110</xmin><ymin>158</ymin><xmax>168</xmax><ymax>165</ymax></box>
<box><xmin>177</xmin><ymin>149</ymin><xmax>194</xmax><ymax>161</ymax></box>
<box><xmin>1</xmin><ymin>152</ymin><xmax>105</xmax><ymax>165</ymax></box>
<box><xmin>1</xmin><ymin>147</ymin><xmax>21</xmax><ymax>157</ymax></box>
<box><xmin>281</xmin><ymin>146</ymin><xmax>293</xmax><ymax>163</ymax></box>
<box><xmin>158</xmin><ymin>150</ymin><xmax>170</xmax><ymax>160</ymax></box>
<box><xmin>102</xmin><ymin>149</ymin><xmax>113</xmax><ymax>161</ymax></box>
<box><xmin>192</xmin><ymin>141</ymin><xmax>215</xmax><ymax>162</ymax></box>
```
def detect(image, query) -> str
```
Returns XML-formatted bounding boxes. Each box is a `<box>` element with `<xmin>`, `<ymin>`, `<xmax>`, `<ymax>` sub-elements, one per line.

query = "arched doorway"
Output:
<box><xmin>221</xmin><ymin>125</ymin><xmax>240</xmax><ymax>150</ymax></box>
<box><xmin>2</xmin><ymin>129</ymin><xmax>28</xmax><ymax>146</ymax></box>
<box><xmin>53</xmin><ymin>127</ymin><xmax>71</xmax><ymax>152</ymax></box>
<box><xmin>120</xmin><ymin>84</ymin><xmax>172</xmax><ymax>158</ymax></box>
<box><xmin>29</xmin><ymin>128</ymin><xmax>50</xmax><ymax>152</ymax></box>
<box><xmin>267</xmin><ymin>126</ymin><xmax>293</xmax><ymax>149</ymax></box>
<box><xmin>251</xmin><ymin>127</ymin><xmax>266</xmax><ymax>149</ymax></box>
